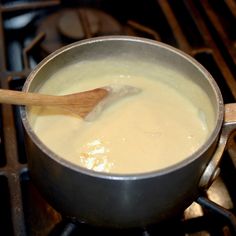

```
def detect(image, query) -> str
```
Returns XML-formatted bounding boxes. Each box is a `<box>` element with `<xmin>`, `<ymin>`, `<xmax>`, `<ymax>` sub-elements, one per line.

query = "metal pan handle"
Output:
<box><xmin>199</xmin><ymin>103</ymin><xmax>236</xmax><ymax>189</ymax></box>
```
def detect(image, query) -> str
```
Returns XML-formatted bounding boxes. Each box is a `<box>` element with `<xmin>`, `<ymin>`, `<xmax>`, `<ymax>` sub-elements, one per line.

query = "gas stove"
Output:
<box><xmin>0</xmin><ymin>1</ymin><xmax>236</xmax><ymax>235</ymax></box>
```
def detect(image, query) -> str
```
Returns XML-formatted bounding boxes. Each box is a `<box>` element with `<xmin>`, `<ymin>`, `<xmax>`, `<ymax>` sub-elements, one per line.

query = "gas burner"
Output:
<box><xmin>36</xmin><ymin>8</ymin><xmax>123</xmax><ymax>56</ymax></box>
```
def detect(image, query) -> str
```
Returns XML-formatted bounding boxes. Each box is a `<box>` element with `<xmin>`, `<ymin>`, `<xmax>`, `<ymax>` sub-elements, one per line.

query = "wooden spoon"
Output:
<box><xmin>0</xmin><ymin>85</ymin><xmax>141</xmax><ymax>119</ymax></box>
<box><xmin>0</xmin><ymin>88</ymin><xmax>109</xmax><ymax>118</ymax></box>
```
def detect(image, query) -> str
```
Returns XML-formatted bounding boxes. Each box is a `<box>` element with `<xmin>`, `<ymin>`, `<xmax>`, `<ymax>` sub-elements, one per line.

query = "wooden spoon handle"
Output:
<box><xmin>0</xmin><ymin>89</ymin><xmax>65</xmax><ymax>106</ymax></box>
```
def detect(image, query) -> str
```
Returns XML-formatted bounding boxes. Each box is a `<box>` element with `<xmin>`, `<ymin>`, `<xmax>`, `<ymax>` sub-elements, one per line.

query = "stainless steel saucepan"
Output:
<box><xmin>20</xmin><ymin>36</ymin><xmax>236</xmax><ymax>228</ymax></box>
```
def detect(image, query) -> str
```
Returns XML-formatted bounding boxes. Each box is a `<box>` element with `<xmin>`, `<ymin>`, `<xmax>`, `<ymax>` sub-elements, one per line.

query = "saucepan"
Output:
<box><xmin>20</xmin><ymin>36</ymin><xmax>236</xmax><ymax>228</ymax></box>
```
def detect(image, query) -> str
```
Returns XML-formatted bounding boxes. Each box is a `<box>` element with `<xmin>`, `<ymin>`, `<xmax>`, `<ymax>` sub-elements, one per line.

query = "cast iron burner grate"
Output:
<box><xmin>0</xmin><ymin>1</ymin><xmax>236</xmax><ymax>235</ymax></box>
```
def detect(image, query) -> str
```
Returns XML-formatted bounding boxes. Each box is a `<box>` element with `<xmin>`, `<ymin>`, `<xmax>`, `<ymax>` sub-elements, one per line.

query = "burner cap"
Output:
<box><xmin>58</xmin><ymin>9</ymin><xmax>100</xmax><ymax>40</ymax></box>
<box><xmin>37</xmin><ymin>8</ymin><xmax>123</xmax><ymax>56</ymax></box>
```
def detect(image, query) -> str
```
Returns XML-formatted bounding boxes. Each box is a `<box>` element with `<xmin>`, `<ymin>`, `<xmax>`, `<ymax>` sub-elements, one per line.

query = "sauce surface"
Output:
<box><xmin>29</xmin><ymin>59</ymin><xmax>214</xmax><ymax>174</ymax></box>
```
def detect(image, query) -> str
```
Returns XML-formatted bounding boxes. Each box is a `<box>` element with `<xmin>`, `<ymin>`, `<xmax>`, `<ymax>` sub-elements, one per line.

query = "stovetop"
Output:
<box><xmin>0</xmin><ymin>0</ymin><xmax>236</xmax><ymax>235</ymax></box>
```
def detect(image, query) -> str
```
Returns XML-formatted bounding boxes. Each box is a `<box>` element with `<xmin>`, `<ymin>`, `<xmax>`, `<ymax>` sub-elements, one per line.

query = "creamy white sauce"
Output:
<box><xmin>29</xmin><ymin>59</ymin><xmax>215</xmax><ymax>174</ymax></box>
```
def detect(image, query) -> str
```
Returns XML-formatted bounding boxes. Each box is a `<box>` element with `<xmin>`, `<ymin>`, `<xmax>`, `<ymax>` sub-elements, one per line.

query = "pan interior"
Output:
<box><xmin>25</xmin><ymin>38</ymin><xmax>220</xmax><ymax>174</ymax></box>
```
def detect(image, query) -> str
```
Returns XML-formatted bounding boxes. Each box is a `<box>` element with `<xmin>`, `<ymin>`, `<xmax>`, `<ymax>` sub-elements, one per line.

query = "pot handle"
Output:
<box><xmin>199</xmin><ymin>103</ymin><xmax>236</xmax><ymax>189</ymax></box>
